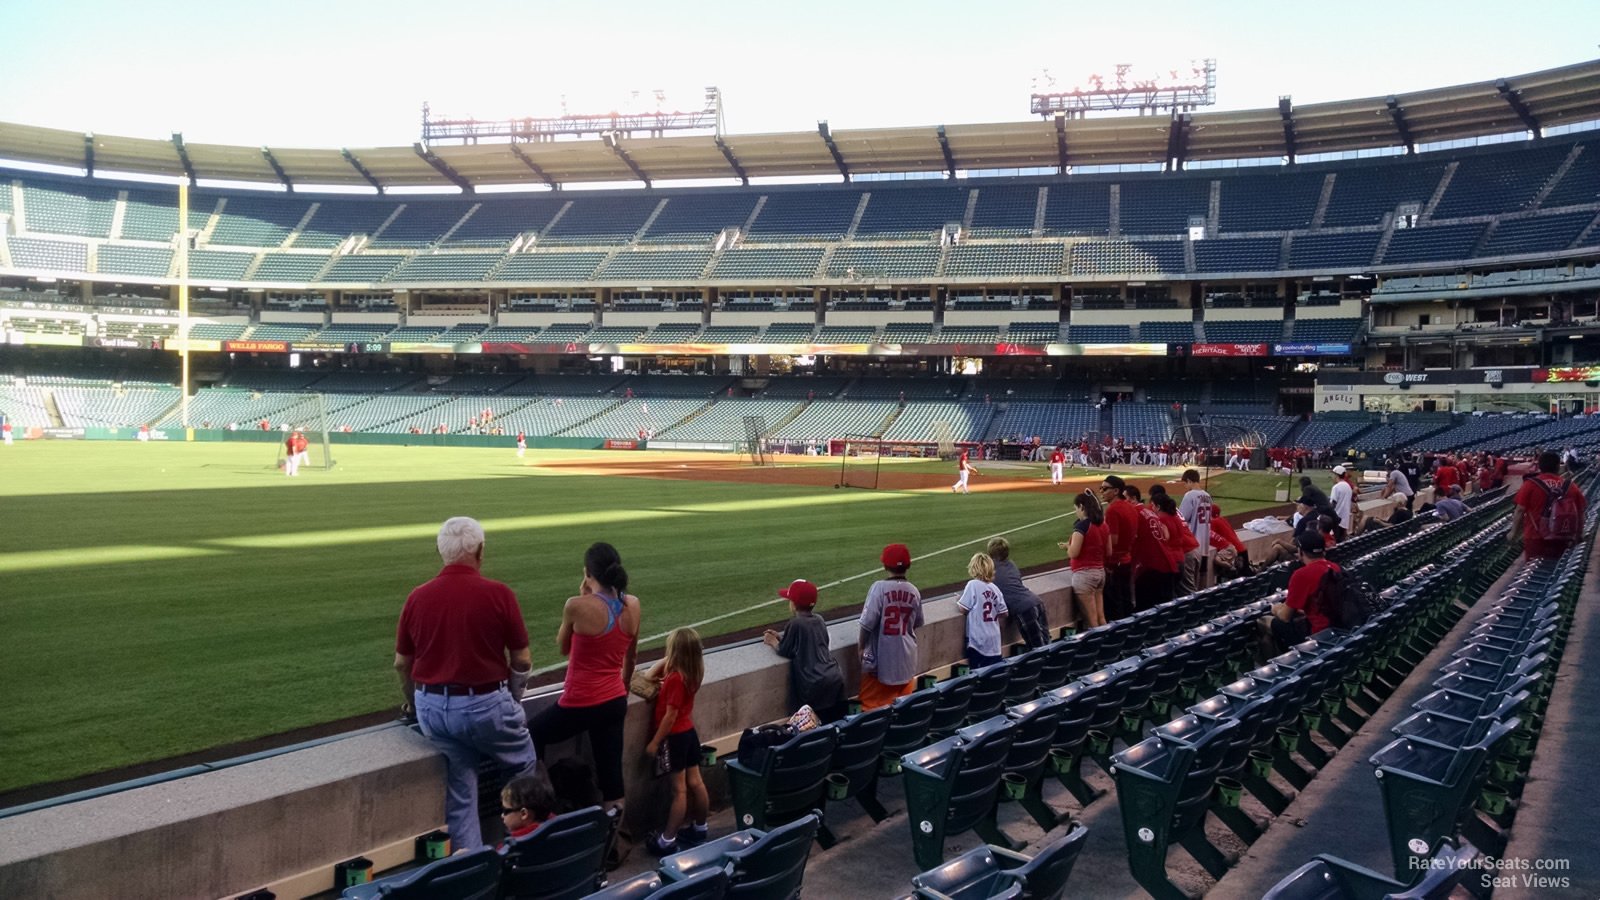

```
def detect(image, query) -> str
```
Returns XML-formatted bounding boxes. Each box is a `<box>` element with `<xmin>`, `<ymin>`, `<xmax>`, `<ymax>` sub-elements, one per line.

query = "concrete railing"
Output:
<box><xmin>0</xmin><ymin>568</ymin><xmax>1084</xmax><ymax>900</ymax></box>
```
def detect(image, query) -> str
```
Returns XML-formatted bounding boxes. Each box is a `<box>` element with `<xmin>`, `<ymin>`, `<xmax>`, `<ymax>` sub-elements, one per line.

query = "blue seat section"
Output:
<box><xmin>1069</xmin><ymin>240</ymin><xmax>1184</xmax><ymax>276</ymax></box>
<box><xmin>1194</xmin><ymin>238</ymin><xmax>1281</xmax><ymax>273</ymax></box>
<box><xmin>642</xmin><ymin>194</ymin><xmax>759</xmax><ymax>244</ymax></box>
<box><xmin>1064</xmin><ymin>324</ymin><xmax>1132</xmax><ymax>343</ymax></box>
<box><xmin>987</xmin><ymin>402</ymin><xmax>1098</xmax><ymax>443</ymax></box>
<box><xmin>1138</xmin><ymin>321</ymin><xmax>1196</xmax><ymax>343</ymax></box>
<box><xmin>1541</xmin><ymin>141</ymin><xmax>1600</xmax><ymax>208</ymax></box>
<box><xmin>1322</xmin><ymin>160</ymin><xmax>1447</xmax><ymax>227</ymax></box>
<box><xmin>1118</xmin><ymin>178</ymin><xmax>1209</xmax><ymax>235</ymax></box>
<box><xmin>447</xmin><ymin>197</ymin><xmax>567</xmax><ymax>247</ymax></box>
<box><xmin>827</xmin><ymin>245</ymin><xmax>940</xmax><ymax>279</ymax></box>
<box><xmin>1204</xmin><ymin>319</ymin><xmax>1282</xmax><ymax>343</ymax></box>
<box><xmin>1382</xmin><ymin>224</ymin><xmax>1486</xmax><ymax>265</ymax></box>
<box><xmin>97</xmin><ymin>245</ymin><xmax>172</xmax><ymax>278</ymax></box>
<box><xmin>1112</xmin><ymin>403</ymin><xmax>1168</xmax><ymax>443</ymax></box>
<box><xmin>210</xmin><ymin>195</ymin><xmax>310</xmax><ymax>247</ymax></box>
<box><xmin>745</xmin><ymin>191</ymin><xmax>862</xmax><ymax>242</ymax></box>
<box><xmin>1288</xmin><ymin>232</ymin><xmax>1381</xmax><ymax>270</ymax></box>
<box><xmin>1431</xmin><ymin>143</ymin><xmax>1571</xmax><ymax>218</ymax></box>
<box><xmin>856</xmin><ymin>186</ymin><xmax>967</xmax><ymax>239</ymax></box>
<box><xmin>1290</xmin><ymin>318</ymin><xmax>1361</xmax><ymax>343</ymax></box>
<box><xmin>1479</xmin><ymin>211</ymin><xmax>1592</xmax><ymax>256</ymax></box>
<box><xmin>369</xmin><ymin>200</ymin><xmax>475</xmax><ymax>248</ymax></box>
<box><xmin>541</xmin><ymin>195</ymin><xmax>659</xmax><ymax>245</ymax></box>
<box><xmin>1041</xmin><ymin>182</ymin><xmax>1111</xmax><ymax>237</ymax></box>
<box><xmin>1218</xmin><ymin>171</ymin><xmax>1323</xmax><ymax>231</ymax></box>
<box><xmin>492</xmin><ymin>252</ymin><xmax>607</xmax><ymax>281</ymax></box>
<box><xmin>21</xmin><ymin>182</ymin><xmax>117</xmax><ymax>238</ymax></box>
<box><xmin>969</xmin><ymin>184</ymin><xmax>1039</xmax><ymax>236</ymax></box>
<box><xmin>711</xmin><ymin>247</ymin><xmax>823</xmax><ymax>280</ymax></box>
<box><xmin>944</xmin><ymin>243</ymin><xmax>1065</xmax><ymax>278</ymax></box>
<box><xmin>1405</xmin><ymin>416</ymin><xmax>1543</xmax><ymax>452</ymax></box>
<box><xmin>296</xmin><ymin>200</ymin><xmax>399</xmax><ymax>248</ymax></box>
<box><xmin>7</xmin><ymin>236</ymin><xmax>88</xmax><ymax>272</ymax></box>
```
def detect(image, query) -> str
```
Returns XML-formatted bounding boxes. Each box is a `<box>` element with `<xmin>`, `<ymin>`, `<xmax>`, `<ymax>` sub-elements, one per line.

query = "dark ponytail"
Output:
<box><xmin>1074</xmin><ymin>491</ymin><xmax>1104</xmax><ymax>526</ymax></box>
<box><xmin>584</xmin><ymin>542</ymin><xmax>628</xmax><ymax>593</ymax></box>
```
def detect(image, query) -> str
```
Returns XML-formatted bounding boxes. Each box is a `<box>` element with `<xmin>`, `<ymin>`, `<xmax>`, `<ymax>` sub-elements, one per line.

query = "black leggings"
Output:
<box><xmin>530</xmin><ymin>695</ymin><xmax>628</xmax><ymax>801</ymax></box>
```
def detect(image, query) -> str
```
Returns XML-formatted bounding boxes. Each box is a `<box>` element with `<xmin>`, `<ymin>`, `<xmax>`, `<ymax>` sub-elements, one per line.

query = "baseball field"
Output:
<box><xmin>0</xmin><ymin>441</ymin><xmax>1299</xmax><ymax>796</ymax></box>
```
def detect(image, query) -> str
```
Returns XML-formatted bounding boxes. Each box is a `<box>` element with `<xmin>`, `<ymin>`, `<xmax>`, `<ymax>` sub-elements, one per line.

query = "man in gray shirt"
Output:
<box><xmin>987</xmin><ymin>537</ymin><xmax>1049</xmax><ymax>648</ymax></box>
<box><xmin>858</xmin><ymin>543</ymin><xmax>924</xmax><ymax>711</ymax></box>
<box><xmin>1432</xmin><ymin>487</ymin><xmax>1468</xmax><ymax>521</ymax></box>
<box><xmin>1381</xmin><ymin>461</ymin><xmax>1415</xmax><ymax>512</ymax></box>
<box><xmin>1177</xmin><ymin>469</ymin><xmax>1213</xmax><ymax>593</ymax></box>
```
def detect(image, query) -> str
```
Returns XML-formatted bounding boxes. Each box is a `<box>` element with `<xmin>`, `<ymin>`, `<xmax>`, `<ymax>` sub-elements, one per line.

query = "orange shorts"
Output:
<box><xmin>858</xmin><ymin>672</ymin><xmax>915</xmax><ymax>711</ymax></box>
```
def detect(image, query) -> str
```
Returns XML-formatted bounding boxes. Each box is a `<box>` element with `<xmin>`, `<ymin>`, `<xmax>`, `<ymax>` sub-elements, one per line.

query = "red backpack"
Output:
<box><xmin>1528</xmin><ymin>476</ymin><xmax>1581</xmax><ymax>545</ymax></box>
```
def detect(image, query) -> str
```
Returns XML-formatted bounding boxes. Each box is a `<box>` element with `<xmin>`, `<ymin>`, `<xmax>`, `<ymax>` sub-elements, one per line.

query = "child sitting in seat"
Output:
<box><xmin>499</xmin><ymin>771</ymin><xmax>557</xmax><ymax>847</ymax></box>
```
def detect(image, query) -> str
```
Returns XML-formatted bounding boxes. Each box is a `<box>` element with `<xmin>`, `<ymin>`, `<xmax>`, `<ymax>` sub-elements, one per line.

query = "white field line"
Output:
<box><xmin>635</xmin><ymin>508</ymin><xmax>1081</xmax><ymax>647</ymax></box>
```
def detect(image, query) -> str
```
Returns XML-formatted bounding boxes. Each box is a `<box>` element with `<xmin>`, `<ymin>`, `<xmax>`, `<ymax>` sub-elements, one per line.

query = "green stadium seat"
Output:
<box><xmin>1000</xmin><ymin>652</ymin><xmax>1043</xmax><ymax>706</ymax></box>
<box><xmin>339</xmin><ymin>846</ymin><xmax>499</xmax><ymax>900</ymax></box>
<box><xmin>964</xmin><ymin>664</ymin><xmax>1013</xmax><ymax>726</ymax></box>
<box><xmin>581</xmin><ymin>868</ymin><xmax>729</xmax><ymax>900</ymax></box>
<box><xmin>1369</xmin><ymin>719</ymin><xmax>1517</xmax><ymax>879</ymax></box>
<box><xmin>908</xmin><ymin>824</ymin><xmax>1090</xmax><ymax>900</ymax></box>
<box><xmin>998</xmin><ymin>695</ymin><xmax>1067</xmax><ymax>833</ymax></box>
<box><xmin>927</xmin><ymin>674</ymin><xmax>977</xmax><ymax>738</ymax></box>
<box><xmin>1260</xmin><ymin>840</ymin><xmax>1478</xmax><ymax>900</ymax></box>
<box><xmin>726</xmin><ymin>725</ymin><xmax>838</xmax><ymax>834</ymax></box>
<box><xmin>902</xmin><ymin>714</ymin><xmax>1019</xmax><ymax>870</ymax></box>
<box><xmin>658</xmin><ymin>813</ymin><xmax>821</xmax><ymax>900</ymax></box>
<box><xmin>1109</xmin><ymin>717</ymin><xmax>1238</xmax><ymax>899</ymax></box>
<box><xmin>498</xmin><ymin>804</ymin><xmax>613</xmax><ymax>900</ymax></box>
<box><xmin>821</xmin><ymin>706</ymin><xmax>893</xmax><ymax>834</ymax></box>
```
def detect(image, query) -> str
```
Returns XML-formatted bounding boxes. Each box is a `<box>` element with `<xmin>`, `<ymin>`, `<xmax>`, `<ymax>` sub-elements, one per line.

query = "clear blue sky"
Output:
<box><xmin>1</xmin><ymin>0</ymin><xmax>1596</xmax><ymax>148</ymax></box>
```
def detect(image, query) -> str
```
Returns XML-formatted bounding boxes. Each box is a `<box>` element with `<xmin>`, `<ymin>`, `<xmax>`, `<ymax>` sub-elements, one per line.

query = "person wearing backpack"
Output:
<box><xmin>1510</xmin><ymin>451</ymin><xmax>1587</xmax><ymax>559</ymax></box>
<box><xmin>1260</xmin><ymin>531</ymin><xmax>1339</xmax><ymax>652</ymax></box>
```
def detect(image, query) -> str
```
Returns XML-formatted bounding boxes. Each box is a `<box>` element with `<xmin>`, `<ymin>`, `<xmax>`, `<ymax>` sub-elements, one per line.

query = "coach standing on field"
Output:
<box><xmin>394</xmin><ymin>516</ymin><xmax>537</xmax><ymax>850</ymax></box>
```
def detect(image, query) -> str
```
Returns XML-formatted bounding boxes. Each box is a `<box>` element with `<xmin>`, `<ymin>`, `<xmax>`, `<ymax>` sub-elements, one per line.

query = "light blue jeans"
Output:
<box><xmin>414</xmin><ymin>687</ymin><xmax>538</xmax><ymax>849</ymax></box>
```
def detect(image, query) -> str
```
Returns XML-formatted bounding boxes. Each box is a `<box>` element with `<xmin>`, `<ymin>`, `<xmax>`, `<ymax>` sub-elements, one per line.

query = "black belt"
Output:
<box><xmin>420</xmin><ymin>682</ymin><xmax>505</xmax><ymax>696</ymax></box>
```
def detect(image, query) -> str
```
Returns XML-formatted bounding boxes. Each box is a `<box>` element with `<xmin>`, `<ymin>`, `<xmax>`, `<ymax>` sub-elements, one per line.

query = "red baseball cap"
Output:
<box><xmin>778</xmin><ymin>579</ymin><xmax>817</xmax><ymax>608</ymax></box>
<box><xmin>880</xmin><ymin>543</ymin><xmax>912</xmax><ymax>571</ymax></box>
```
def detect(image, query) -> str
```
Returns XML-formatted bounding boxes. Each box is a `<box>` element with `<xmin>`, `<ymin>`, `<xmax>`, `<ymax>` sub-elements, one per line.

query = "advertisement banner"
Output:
<box><xmin>1191</xmin><ymin>342</ymin><xmax>1268</xmax><ymax>357</ymax></box>
<box><xmin>602</xmin><ymin>439</ymin><xmax>641</xmax><ymax>450</ymax></box>
<box><xmin>92</xmin><ymin>336</ymin><xmax>147</xmax><ymax>349</ymax></box>
<box><xmin>165</xmin><ymin>338</ymin><xmax>222</xmax><ymax>352</ymax></box>
<box><xmin>1537</xmin><ymin>366</ymin><xmax>1600</xmax><ymax>383</ymax></box>
<box><xmin>40</xmin><ymin>428</ymin><xmax>86</xmax><ymax>439</ymax></box>
<box><xmin>223</xmin><ymin>340</ymin><xmax>290</xmax><ymax>353</ymax></box>
<box><xmin>1273</xmin><ymin>342</ymin><xmax>1353</xmax><ymax>356</ymax></box>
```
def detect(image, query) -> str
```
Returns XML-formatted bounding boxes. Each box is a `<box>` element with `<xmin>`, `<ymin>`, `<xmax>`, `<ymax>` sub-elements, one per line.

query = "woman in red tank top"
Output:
<box><xmin>529</xmin><ymin>543</ymin><xmax>640</xmax><ymax>810</ymax></box>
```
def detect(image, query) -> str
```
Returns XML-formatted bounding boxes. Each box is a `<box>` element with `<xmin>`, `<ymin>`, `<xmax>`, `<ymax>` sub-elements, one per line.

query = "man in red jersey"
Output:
<box><xmin>1261</xmin><ymin>532</ymin><xmax>1339</xmax><ymax>652</ymax></box>
<box><xmin>1433</xmin><ymin>457</ymin><xmax>1459</xmax><ymax>496</ymax></box>
<box><xmin>395</xmin><ymin>517</ymin><xmax>537</xmax><ymax>849</ymax></box>
<box><xmin>1099</xmin><ymin>475</ymin><xmax>1139</xmax><ymax>620</ymax></box>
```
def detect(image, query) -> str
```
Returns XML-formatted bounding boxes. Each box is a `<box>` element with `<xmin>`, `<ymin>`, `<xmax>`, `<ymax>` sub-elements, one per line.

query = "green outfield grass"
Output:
<box><xmin>0</xmin><ymin>442</ymin><xmax>1289</xmax><ymax>794</ymax></box>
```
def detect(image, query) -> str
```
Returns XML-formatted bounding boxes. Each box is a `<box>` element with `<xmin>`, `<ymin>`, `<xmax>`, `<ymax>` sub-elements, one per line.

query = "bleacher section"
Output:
<box><xmin>97</xmin><ymin>245</ymin><xmax>171</xmax><ymax>279</ymax></box>
<box><xmin>1209</xmin><ymin>413</ymin><xmax>1296</xmax><ymax>446</ymax></box>
<box><xmin>1118</xmin><ymin>178</ymin><xmax>1208</xmax><ymax>234</ymax></box>
<box><xmin>711</xmin><ymin>246</ymin><xmax>823</xmax><ymax>280</ymax></box>
<box><xmin>1004</xmin><ymin>322</ymin><xmax>1060</xmax><ymax>344</ymax></box>
<box><xmin>53</xmin><ymin>383</ymin><xmax>180</xmax><ymax>427</ymax></box>
<box><xmin>944</xmin><ymin>243</ymin><xmax>1065</xmax><ymax>278</ymax></box>
<box><xmin>1407</xmin><ymin>415</ymin><xmax>1543</xmax><ymax>452</ymax></box>
<box><xmin>1137</xmin><ymin>321</ymin><xmax>1196</xmax><ymax>343</ymax></box>
<box><xmin>188</xmin><ymin>250</ymin><xmax>255</xmax><ymax>281</ymax></box>
<box><xmin>988</xmin><ymin>402</ymin><xmax>1098</xmax><ymax>442</ymax></box>
<box><xmin>1321</xmin><ymin>159</ymin><xmax>1447</xmax><ymax>227</ymax></box>
<box><xmin>1291</xmin><ymin>417</ymin><xmax>1375</xmax><ymax>449</ymax></box>
<box><xmin>251</xmin><ymin>253</ymin><xmax>330</xmax><ymax>282</ymax></box>
<box><xmin>827</xmin><ymin>245</ymin><xmax>940</xmax><ymax>279</ymax></box>
<box><xmin>7</xmin><ymin>236</ymin><xmax>88</xmax><ymax>272</ymax></box>
<box><xmin>210</xmin><ymin>196</ymin><xmax>307</xmax><ymax>247</ymax></box>
<box><xmin>882</xmin><ymin>402</ymin><xmax>993</xmax><ymax>442</ymax></box>
<box><xmin>855</xmin><ymin>187</ymin><xmax>967</xmax><ymax>239</ymax></box>
<box><xmin>1041</xmin><ymin>183</ymin><xmax>1111</xmax><ymax>236</ymax></box>
<box><xmin>1289</xmin><ymin>317</ymin><xmax>1361</xmax><ymax>342</ymax></box>
<box><xmin>656</xmin><ymin>399</ymin><xmax>800</xmax><ymax>442</ymax></box>
<box><xmin>540</xmin><ymin>195</ymin><xmax>658</xmax><ymax>245</ymax></box>
<box><xmin>570</xmin><ymin>398</ymin><xmax>703</xmax><ymax>438</ymax></box>
<box><xmin>1431</xmin><ymin>143</ymin><xmax>1571</xmax><ymax>218</ymax></box>
<box><xmin>387</xmin><ymin>253</ymin><xmax>502</xmax><ymax>282</ymax></box>
<box><xmin>1287</xmin><ymin>231</ymin><xmax>1381</xmax><ymax>270</ymax></box>
<box><xmin>1065</xmin><ymin>324</ymin><xmax>1132</xmax><ymax>343</ymax></box>
<box><xmin>1194</xmin><ymin>238</ymin><xmax>1281</xmax><ymax>273</ymax></box>
<box><xmin>1382</xmin><ymin>223</ymin><xmax>1486</xmax><ymax>265</ymax></box>
<box><xmin>599</xmin><ymin>249</ymin><xmax>712</xmax><ymax>280</ymax></box>
<box><xmin>768</xmin><ymin>400</ymin><xmax>897</xmax><ymax>441</ymax></box>
<box><xmin>296</xmin><ymin>201</ymin><xmax>395</xmax><ymax>249</ymax></box>
<box><xmin>1204</xmin><ymin>319</ymin><xmax>1282</xmax><ymax>343</ymax></box>
<box><xmin>745</xmin><ymin>191</ymin><xmax>861</xmax><ymax>241</ymax></box>
<box><xmin>1069</xmin><ymin>240</ymin><xmax>1184</xmax><ymax>276</ymax></box>
<box><xmin>446</xmin><ymin>198</ymin><xmax>564</xmax><ymax>248</ymax></box>
<box><xmin>1348</xmin><ymin>419</ymin><xmax>1453</xmax><ymax>453</ymax></box>
<box><xmin>369</xmin><ymin>201</ymin><xmax>474</xmax><ymax>248</ymax></box>
<box><xmin>1111</xmin><ymin>403</ymin><xmax>1169</xmax><ymax>442</ymax></box>
<box><xmin>1218</xmin><ymin>171</ymin><xmax>1323</xmax><ymax>231</ymax></box>
<box><xmin>641</xmin><ymin>194</ymin><xmax>757</xmax><ymax>244</ymax></box>
<box><xmin>967</xmin><ymin>184</ymin><xmax>1038</xmax><ymax>236</ymax></box>
<box><xmin>21</xmin><ymin>183</ymin><xmax>117</xmax><ymax>238</ymax></box>
<box><xmin>1479</xmin><ymin>211</ymin><xmax>1593</xmax><ymax>256</ymax></box>
<box><xmin>492</xmin><ymin>252</ymin><xmax>606</xmax><ymax>281</ymax></box>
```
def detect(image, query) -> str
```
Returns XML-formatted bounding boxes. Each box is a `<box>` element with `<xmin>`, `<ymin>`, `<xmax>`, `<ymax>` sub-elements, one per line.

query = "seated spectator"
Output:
<box><xmin>1432</xmin><ymin>486</ymin><xmax>1469</xmax><ymax>522</ymax></box>
<box><xmin>1259</xmin><ymin>532</ymin><xmax>1339</xmax><ymax>653</ymax></box>
<box><xmin>763</xmin><ymin>579</ymin><xmax>847</xmax><ymax>722</ymax></box>
<box><xmin>499</xmin><ymin>772</ymin><xmax>557</xmax><ymax>847</ymax></box>
<box><xmin>1209</xmin><ymin>502</ymin><xmax>1249</xmax><ymax>581</ymax></box>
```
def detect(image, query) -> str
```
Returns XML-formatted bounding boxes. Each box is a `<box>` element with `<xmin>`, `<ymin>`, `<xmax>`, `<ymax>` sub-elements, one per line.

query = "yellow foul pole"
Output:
<box><xmin>178</xmin><ymin>183</ymin><xmax>190</xmax><ymax>430</ymax></box>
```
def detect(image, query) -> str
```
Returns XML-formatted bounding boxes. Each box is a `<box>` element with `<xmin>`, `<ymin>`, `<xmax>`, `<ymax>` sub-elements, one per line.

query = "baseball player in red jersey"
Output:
<box><xmin>952</xmin><ymin>450</ymin><xmax>980</xmax><ymax>494</ymax></box>
<box><xmin>516</xmin><ymin>431</ymin><xmax>527</xmax><ymax>458</ymax></box>
<box><xmin>1049</xmin><ymin>447</ymin><xmax>1066</xmax><ymax>485</ymax></box>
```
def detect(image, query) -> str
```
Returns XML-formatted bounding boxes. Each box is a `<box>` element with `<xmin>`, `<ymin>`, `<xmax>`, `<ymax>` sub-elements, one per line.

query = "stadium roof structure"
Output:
<box><xmin>3</xmin><ymin>59</ymin><xmax>1600</xmax><ymax>191</ymax></box>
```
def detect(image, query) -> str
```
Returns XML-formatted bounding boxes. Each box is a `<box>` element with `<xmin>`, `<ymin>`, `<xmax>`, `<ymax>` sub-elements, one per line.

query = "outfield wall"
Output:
<box><xmin>0</xmin><ymin>569</ymin><xmax>1084</xmax><ymax>900</ymax></box>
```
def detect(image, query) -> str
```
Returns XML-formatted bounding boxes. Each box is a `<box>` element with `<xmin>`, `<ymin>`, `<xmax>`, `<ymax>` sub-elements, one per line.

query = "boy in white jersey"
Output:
<box><xmin>958</xmin><ymin>553</ymin><xmax>1009</xmax><ymax>668</ymax></box>
<box><xmin>857</xmin><ymin>543</ymin><xmax>923</xmax><ymax>710</ymax></box>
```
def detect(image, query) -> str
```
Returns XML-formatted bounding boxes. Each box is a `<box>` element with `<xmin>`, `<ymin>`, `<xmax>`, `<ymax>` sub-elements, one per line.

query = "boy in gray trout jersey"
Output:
<box><xmin>858</xmin><ymin>543</ymin><xmax>924</xmax><ymax>711</ymax></box>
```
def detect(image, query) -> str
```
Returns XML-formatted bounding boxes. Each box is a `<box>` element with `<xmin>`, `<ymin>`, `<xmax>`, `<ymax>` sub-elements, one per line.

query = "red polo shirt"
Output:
<box><xmin>1286</xmin><ymin>559</ymin><xmax>1337</xmax><ymax>634</ymax></box>
<box><xmin>397</xmin><ymin>564</ymin><xmax>529</xmax><ymax>685</ymax></box>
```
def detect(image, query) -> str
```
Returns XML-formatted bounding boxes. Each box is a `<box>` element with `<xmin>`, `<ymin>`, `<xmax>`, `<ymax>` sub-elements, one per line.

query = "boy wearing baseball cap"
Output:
<box><xmin>856</xmin><ymin>544</ymin><xmax>924</xmax><ymax>711</ymax></box>
<box><xmin>763</xmin><ymin>579</ymin><xmax>847</xmax><ymax>722</ymax></box>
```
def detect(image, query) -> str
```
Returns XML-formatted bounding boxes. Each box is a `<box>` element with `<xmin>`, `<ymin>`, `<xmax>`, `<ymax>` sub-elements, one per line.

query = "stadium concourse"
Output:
<box><xmin>5</xmin><ymin>56</ymin><xmax>1600</xmax><ymax>899</ymax></box>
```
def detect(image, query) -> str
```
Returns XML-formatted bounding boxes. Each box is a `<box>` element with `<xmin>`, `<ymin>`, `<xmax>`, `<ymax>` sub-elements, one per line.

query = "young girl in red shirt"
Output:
<box><xmin>644</xmin><ymin>628</ymin><xmax>710</xmax><ymax>855</ymax></box>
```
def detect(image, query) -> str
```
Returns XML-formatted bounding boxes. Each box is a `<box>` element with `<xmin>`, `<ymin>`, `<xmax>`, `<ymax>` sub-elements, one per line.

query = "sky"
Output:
<box><xmin>0</xmin><ymin>0</ymin><xmax>1596</xmax><ymax>150</ymax></box>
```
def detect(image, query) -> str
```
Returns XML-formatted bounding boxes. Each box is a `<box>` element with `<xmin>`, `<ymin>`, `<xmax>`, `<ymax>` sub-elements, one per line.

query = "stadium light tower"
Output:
<box><xmin>421</xmin><ymin>87</ymin><xmax>725</xmax><ymax>144</ymax></box>
<box><xmin>1031</xmin><ymin>60</ymin><xmax>1217</xmax><ymax>117</ymax></box>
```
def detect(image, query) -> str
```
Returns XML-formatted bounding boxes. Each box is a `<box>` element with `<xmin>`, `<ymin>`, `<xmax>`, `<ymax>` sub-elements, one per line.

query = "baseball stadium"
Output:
<box><xmin>2</xmin><ymin>4</ymin><xmax>1600</xmax><ymax>898</ymax></box>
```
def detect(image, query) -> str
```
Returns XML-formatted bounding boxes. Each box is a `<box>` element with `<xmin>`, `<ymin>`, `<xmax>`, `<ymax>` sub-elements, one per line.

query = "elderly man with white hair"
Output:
<box><xmin>394</xmin><ymin>516</ymin><xmax>537</xmax><ymax>850</ymax></box>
